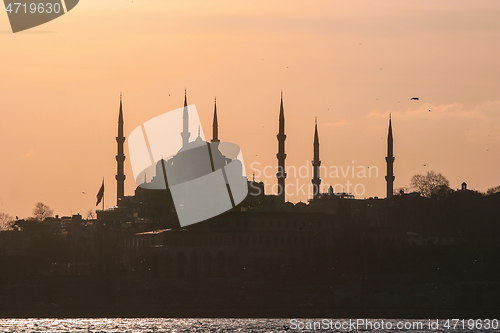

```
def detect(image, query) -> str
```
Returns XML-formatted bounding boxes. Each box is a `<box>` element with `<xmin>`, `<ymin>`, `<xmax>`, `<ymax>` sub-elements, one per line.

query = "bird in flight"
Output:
<box><xmin>410</xmin><ymin>97</ymin><xmax>419</xmax><ymax>101</ymax></box>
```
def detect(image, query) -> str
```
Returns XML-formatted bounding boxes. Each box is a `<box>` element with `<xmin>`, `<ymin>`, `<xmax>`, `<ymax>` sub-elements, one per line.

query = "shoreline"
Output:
<box><xmin>1</xmin><ymin>308</ymin><xmax>498</xmax><ymax>319</ymax></box>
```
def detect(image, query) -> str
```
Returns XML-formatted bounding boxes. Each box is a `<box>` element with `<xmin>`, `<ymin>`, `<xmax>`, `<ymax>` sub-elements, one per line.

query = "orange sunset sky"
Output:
<box><xmin>1</xmin><ymin>0</ymin><xmax>499</xmax><ymax>218</ymax></box>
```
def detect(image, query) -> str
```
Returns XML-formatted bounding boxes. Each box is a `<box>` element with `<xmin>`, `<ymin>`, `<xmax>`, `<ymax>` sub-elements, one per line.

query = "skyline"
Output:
<box><xmin>1</xmin><ymin>0</ymin><xmax>499</xmax><ymax>218</ymax></box>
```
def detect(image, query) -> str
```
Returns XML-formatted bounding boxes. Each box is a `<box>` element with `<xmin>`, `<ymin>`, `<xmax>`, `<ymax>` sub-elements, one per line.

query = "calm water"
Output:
<box><xmin>0</xmin><ymin>318</ymin><xmax>498</xmax><ymax>332</ymax></box>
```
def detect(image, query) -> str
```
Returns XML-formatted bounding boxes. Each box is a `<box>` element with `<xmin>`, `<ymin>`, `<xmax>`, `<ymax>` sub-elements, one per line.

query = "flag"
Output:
<box><xmin>96</xmin><ymin>179</ymin><xmax>104</xmax><ymax>206</ymax></box>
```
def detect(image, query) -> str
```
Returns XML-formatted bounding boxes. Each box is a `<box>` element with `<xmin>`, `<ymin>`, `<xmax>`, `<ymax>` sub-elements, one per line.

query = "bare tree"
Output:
<box><xmin>0</xmin><ymin>212</ymin><xmax>15</xmax><ymax>231</ymax></box>
<box><xmin>410</xmin><ymin>171</ymin><xmax>451</xmax><ymax>198</ymax></box>
<box><xmin>32</xmin><ymin>202</ymin><xmax>54</xmax><ymax>222</ymax></box>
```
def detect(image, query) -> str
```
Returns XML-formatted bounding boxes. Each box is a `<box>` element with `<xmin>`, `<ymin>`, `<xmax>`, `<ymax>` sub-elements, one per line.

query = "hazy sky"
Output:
<box><xmin>1</xmin><ymin>0</ymin><xmax>499</xmax><ymax>218</ymax></box>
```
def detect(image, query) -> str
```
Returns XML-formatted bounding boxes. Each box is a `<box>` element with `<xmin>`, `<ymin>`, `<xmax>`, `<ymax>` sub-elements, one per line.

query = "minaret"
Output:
<box><xmin>181</xmin><ymin>89</ymin><xmax>190</xmax><ymax>147</ymax></box>
<box><xmin>385</xmin><ymin>114</ymin><xmax>395</xmax><ymax>198</ymax></box>
<box><xmin>212</xmin><ymin>97</ymin><xmax>219</xmax><ymax>143</ymax></box>
<box><xmin>276</xmin><ymin>92</ymin><xmax>287</xmax><ymax>203</ymax></box>
<box><xmin>312</xmin><ymin>118</ymin><xmax>321</xmax><ymax>200</ymax></box>
<box><xmin>115</xmin><ymin>94</ymin><xmax>126</xmax><ymax>204</ymax></box>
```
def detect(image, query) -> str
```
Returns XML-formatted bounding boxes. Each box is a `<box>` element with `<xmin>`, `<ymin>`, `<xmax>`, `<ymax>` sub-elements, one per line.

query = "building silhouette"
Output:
<box><xmin>385</xmin><ymin>114</ymin><xmax>395</xmax><ymax>198</ymax></box>
<box><xmin>212</xmin><ymin>97</ymin><xmax>219</xmax><ymax>144</ymax></box>
<box><xmin>140</xmin><ymin>91</ymin><xmax>239</xmax><ymax>191</ymax></box>
<box><xmin>116</xmin><ymin>94</ymin><xmax>126</xmax><ymax>205</ymax></box>
<box><xmin>308</xmin><ymin>118</ymin><xmax>355</xmax><ymax>205</ymax></box>
<box><xmin>101</xmin><ymin>91</ymin><xmax>249</xmax><ymax>228</ymax></box>
<box><xmin>105</xmin><ymin>89</ymin><xmax>408</xmax><ymax>223</ymax></box>
<box><xmin>311</xmin><ymin>118</ymin><xmax>321</xmax><ymax>200</ymax></box>
<box><xmin>111</xmin><ymin>91</ymin><xmax>400</xmax><ymax>209</ymax></box>
<box><xmin>276</xmin><ymin>92</ymin><xmax>287</xmax><ymax>203</ymax></box>
<box><xmin>181</xmin><ymin>89</ymin><xmax>190</xmax><ymax>148</ymax></box>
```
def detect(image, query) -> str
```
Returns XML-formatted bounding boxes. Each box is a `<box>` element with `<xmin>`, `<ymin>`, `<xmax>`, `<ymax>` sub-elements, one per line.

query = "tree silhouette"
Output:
<box><xmin>0</xmin><ymin>212</ymin><xmax>15</xmax><ymax>230</ymax></box>
<box><xmin>32</xmin><ymin>202</ymin><xmax>54</xmax><ymax>222</ymax></box>
<box><xmin>430</xmin><ymin>184</ymin><xmax>453</xmax><ymax>201</ymax></box>
<box><xmin>486</xmin><ymin>185</ymin><xmax>500</xmax><ymax>195</ymax></box>
<box><xmin>410</xmin><ymin>171</ymin><xmax>450</xmax><ymax>198</ymax></box>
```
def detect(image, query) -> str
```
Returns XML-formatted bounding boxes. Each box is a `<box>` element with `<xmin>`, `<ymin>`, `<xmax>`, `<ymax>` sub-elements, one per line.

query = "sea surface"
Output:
<box><xmin>0</xmin><ymin>318</ymin><xmax>499</xmax><ymax>332</ymax></box>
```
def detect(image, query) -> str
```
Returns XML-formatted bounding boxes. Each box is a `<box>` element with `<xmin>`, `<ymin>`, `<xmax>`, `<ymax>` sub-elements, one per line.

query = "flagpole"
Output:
<box><xmin>102</xmin><ymin>178</ymin><xmax>105</xmax><ymax>211</ymax></box>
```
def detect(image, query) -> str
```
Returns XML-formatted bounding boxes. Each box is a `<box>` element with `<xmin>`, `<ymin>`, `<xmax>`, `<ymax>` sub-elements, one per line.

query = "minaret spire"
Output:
<box><xmin>212</xmin><ymin>97</ymin><xmax>219</xmax><ymax>143</ymax></box>
<box><xmin>276</xmin><ymin>92</ymin><xmax>287</xmax><ymax>203</ymax></box>
<box><xmin>385</xmin><ymin>115</ymin><xmax>395</xmax><ymax>198</ymax></box>
<box><xmin>312</xmin><ymin>118</ymin><xmax>321</xmax><ymax>200</ymax></box>
<box><xmin>181</xmin><ymin>89</ymin><xmax>190</xmax><ymax>147</ymax></box>
<box><xmin>115</xmin><ymin>94</ymin><xmax>126</xmax><ymax>204</ymax></box>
